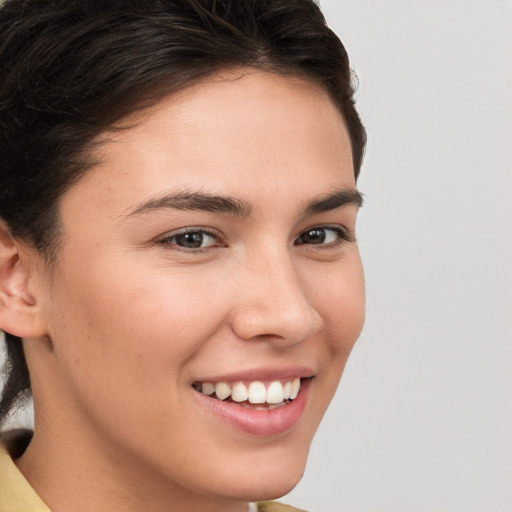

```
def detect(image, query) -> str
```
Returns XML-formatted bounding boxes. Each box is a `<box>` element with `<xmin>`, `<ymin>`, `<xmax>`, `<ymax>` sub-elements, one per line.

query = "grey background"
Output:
<box><xmin>285</xmin><ymin>1</ymin><xmax>512</xmax><ymax>511</ymax></box>
<box><xmin>1</xmin><ymin>1</ymin><xmax>511</xmax><ymax>511</ymax></box>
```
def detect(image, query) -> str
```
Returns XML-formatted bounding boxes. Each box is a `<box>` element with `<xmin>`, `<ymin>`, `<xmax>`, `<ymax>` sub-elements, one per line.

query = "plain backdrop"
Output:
<box><xmin>284</xmin><ymin>1</ymin><xmax>512</xmax><ymax>511</ymax></box>
<box><xmin>1</xmin><ymin>1</ymin><xmax>511</xmax><ymax>512</ymax></box>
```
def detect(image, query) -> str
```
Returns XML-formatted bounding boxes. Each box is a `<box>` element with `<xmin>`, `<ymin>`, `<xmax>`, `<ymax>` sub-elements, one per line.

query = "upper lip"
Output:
<box><xmin>192</xmin><ymin>366</ymin><xmax>315</xmax><ymax>384</ymax></box>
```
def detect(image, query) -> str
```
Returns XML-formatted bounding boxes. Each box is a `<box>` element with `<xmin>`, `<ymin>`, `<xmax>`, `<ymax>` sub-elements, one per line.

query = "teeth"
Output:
<box><xmin>197</xmin><ymin>378</ymin><xmax>303</xmax><ymax>405</ymax></box>
<box><xmin>215</xmin><ymin>382</ymin><xmax>231</xmax><ymax>401</ymax></box>
<box><xmin>283</xmin><ymin>381</ymin><xmax>291</xmax><ymax>400</ymax></box>
<box><xmin>231</xmin><ymin>382</ymin><xmax>248</xmax><ymax>403</ymax></box>
<box><xmin>266</xmin><ymin>381</ymin><xmax>284</xmax><ymax>404</ymax></box>
<box><xmin>290</xmin><ymin>378</ymin><xmax>300</xmax><ymax>400</ymax></box>
<box><xmin>248</xmin><ymin>381</ymin><xmax>267</xmax><ymax>404</ymax></box>
<box><xmin>201</xmin><ymin>382</ymin><xmax>215</xmax><ymax>395</ymax></box>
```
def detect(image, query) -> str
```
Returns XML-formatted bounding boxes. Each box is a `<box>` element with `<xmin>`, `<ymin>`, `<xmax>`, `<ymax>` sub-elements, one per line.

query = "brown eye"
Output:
<box><xmin>298</xmin><ymin>228</ymin><xmax>327</xmax><ymax>244</ymax></box>
<box><xmin>174</xmin><ymin>232</ymin><xmax>206</xmax><ymax>248</ymax></box>
<box><xmin>295</xmin><ymin>226</ymin><xmax>348</xmax><ymax>246</ymax></box>
<box><xmin>160</xmin><ymin>230</ymin><xmax>219</xmax><ymax>250</ymax></box>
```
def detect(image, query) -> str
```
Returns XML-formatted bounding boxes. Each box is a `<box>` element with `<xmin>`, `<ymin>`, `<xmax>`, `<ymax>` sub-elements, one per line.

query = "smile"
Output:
<box><xmin>193</xmin><ymin>378</ymin><xmax>302</xmax><ymax>410</ymax></box>
<box><xmin>191</xmin><ymin>368</ymin><xmax>313</xmax><ymax>436</ymax></box>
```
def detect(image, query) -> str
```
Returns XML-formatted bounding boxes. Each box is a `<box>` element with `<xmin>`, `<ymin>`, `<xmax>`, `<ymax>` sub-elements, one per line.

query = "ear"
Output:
<box><xmin>0</xmin><ymin>220</ymin><xmax>47</xmax><ymax>338</ymax></box>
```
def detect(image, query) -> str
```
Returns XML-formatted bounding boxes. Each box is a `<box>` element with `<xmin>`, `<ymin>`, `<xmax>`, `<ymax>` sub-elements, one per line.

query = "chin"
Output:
<box><xmin>216</xmin><ymin>447</ymin><xmax>308</xmax><ymax>503</ymax></box>
<box><xmin>227</xmin><ymin>473</ymin><xmax>304</xmax><ymax>504</ymax></box>
<box><xmin>250</xmin><ymin>472</ymin><xmax>304</xmax><ymax>503</ymax></box>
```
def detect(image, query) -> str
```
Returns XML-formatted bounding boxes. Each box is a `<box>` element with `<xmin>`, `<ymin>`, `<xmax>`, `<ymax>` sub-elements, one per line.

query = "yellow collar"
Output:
<box><xmin>0</xmin><ymin>430</ymin><xmax>51</xmax><ymax>512</ymax></box>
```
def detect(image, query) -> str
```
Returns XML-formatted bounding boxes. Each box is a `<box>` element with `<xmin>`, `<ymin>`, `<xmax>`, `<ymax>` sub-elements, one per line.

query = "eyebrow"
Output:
<box><xmin>125</xmin><ymin>191</ymin><xmax>252</xmax><ymax>218</ymax></box>
<box><xmin>302</xmin><ymin>188</ymin><xmax>364</xmax><ymax>215</ymax></box>
<box><xmin>124</xmin><ymin>187</ymin><xmax>363</xmax><ymax>219</ymax></box>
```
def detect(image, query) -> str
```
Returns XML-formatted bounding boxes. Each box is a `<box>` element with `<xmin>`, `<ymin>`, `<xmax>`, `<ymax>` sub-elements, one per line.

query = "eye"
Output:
<box><xmin>158</xmin><ymin>229</ymin><xmax>221</xmax><ymax>250</ymax></box>
<box><xmin>295</xmin><ymin>226</ymin><xmax>351</xmax><ymax>246</ymax></box>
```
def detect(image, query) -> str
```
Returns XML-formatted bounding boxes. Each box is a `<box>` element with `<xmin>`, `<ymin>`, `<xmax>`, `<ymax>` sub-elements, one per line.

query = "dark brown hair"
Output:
<box><xmin>0</xmin><ymin>0</ymin><xmax>366</xmax><ymax>425</ymax></box>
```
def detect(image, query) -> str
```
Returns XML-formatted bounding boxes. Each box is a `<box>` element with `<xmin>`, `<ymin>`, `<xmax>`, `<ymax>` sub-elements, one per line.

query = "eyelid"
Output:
<box><xmin>294</xmin><ymin>224</ymin><xmax>356</xmax><ymax>246</ymax></box>
<box><xmin>156</xmin><ymin>226</ymin><xmax>226</xmax><ymax>250</ymax></box>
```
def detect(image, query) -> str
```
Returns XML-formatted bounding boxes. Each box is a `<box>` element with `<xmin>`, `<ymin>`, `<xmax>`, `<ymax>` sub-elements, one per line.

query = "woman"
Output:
<box><xmin>0</xmin><ymin>1</ymin><xmax>366</xmax><ymax>511</ymax></box>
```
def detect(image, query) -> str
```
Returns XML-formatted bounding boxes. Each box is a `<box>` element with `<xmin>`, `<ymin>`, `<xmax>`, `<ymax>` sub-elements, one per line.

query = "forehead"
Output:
<box><xmin>93</xmin><ymin>70</ymin><xmax>352</xmax><ymax>179</ymax></box>
<box><xmin>60</xmin><ymin>70</ymin><xmax>355</xmax><ymax>227</ymax></box>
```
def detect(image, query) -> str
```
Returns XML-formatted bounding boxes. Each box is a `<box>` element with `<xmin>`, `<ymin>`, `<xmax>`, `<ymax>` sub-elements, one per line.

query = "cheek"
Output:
<box><xmin>303</xmin><ymin>255</ymin><xmax>365</xmax><ymax>411</ymax></box>
<box><xmin>44</xmin><ymin>259</ymin><xmax>227</xmax><ymax>410</ymax></box>
<box><xmin>310</xmin><ymin>260</ymin><xmax>364</xmax><ymax>418</ymax></box>
<box><xmin>312</xmin><ymin>255</ymin><xmax>365</xmax><ymax>352</ymax></box>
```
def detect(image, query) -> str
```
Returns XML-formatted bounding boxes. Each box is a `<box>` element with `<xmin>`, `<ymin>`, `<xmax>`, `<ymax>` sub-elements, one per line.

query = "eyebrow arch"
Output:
<box><xmin>302</xmin><ymin>188</ymin><xmax>364</xmax><ymax>216</ymax></box>
<box><xmin>125</xmin><ymin>191</ymin><xmax>252</xmax><ymax>218</ymax></box>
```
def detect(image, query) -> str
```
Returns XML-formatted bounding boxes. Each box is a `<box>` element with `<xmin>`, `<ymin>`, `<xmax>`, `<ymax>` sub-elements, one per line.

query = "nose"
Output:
<box><xmin>229</xmin><ymin>251</ymin><xmax>324</xmax><ymax>345</ymax></box>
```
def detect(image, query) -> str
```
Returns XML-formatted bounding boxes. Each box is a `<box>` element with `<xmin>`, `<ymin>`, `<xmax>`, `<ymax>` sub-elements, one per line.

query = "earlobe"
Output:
<box><xmin>0</xmin><ymin>221</ymin><xmax>47</xmax><ymax>338</ymax></box>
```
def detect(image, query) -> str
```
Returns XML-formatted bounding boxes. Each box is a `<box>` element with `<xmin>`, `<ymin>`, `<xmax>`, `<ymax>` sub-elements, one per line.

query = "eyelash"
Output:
<box><xmin>156</xmin><ymin>225</ymin><xmax>354</xmax><ymax>252</ymax></box>
<box><xmin>157</xmin><ymin>227</ymin><xmax>224</xmax><ymax>252</ymax></box>
<box><xmin>294</xmin><ymin>226</ymin><xmax>354</xmax><ymax>247</ymax></box>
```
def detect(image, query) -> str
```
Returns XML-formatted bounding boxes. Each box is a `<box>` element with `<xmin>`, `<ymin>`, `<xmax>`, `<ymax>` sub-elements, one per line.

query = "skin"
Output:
<box><xmin>3</xmin><ymin>70</ymin><xmax>365</xmax><ymax>512</ymax></box>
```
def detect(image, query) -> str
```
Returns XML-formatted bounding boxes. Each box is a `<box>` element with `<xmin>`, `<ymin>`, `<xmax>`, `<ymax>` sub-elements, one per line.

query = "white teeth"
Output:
<box><xmin>268</xmin><ymin>402</ymin><xmax>287</xmax><ymax>410</ymax></box>
<box><xmin>231</xmin><ymin>382</ymin><xmax>248</xmax><ymax>403</ymax></box>
<box><xmin>283</xmin><ymin>381</ymin><xmax>292</xmax><ymax>400</ymax></box>
<box><xmin>290</xmin><ymin>378</ymin><xmax>301</xmax><ymax>400</ymax></box>
<box><xmin>201</xmin><ymin>382</ymin><xmax>215</xmax><ymax>395</ymax></box>
<box><xmin>215</xmin><ymin>382</ymin><xmax>231</xmax><ymax>401</ymax></box>
<box><xmin>197</xmin><ymin>378</ymin><xmax>303</xmax><ymax>404</ymax></box>
<box><xmin>248</xmin><ymin>381</ymin><xmax>267</xmax><ymax>404</ymax></box>
<box><xmin>266</xmin><ymin>381</ymin><xmax>284</xmax><ymax>404</ymax></box>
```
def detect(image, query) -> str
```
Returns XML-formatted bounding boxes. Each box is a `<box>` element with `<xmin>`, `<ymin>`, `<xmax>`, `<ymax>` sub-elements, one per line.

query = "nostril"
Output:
<box><xmin>230</xmin><ymin>300</ymin><xmax>323</xmax><ymax>344</ymax></box>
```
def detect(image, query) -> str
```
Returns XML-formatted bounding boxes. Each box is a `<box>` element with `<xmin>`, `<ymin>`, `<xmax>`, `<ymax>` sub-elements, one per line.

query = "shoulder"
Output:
<box><xmin>0</xmin><ymin>430</ymin><xmax>51</xmax><ymax>512</ymax></box>
<box><xmin>257</xmin><ymin>501</ymin><xmax>309</xmax><ymax>512</ymax></box>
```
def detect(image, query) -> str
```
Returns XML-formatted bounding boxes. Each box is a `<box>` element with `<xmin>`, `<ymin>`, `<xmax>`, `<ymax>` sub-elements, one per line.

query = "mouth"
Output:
<box><xmin>192</xmin><ymin>377</ymin><xmax>303</xmax><ymax>410</ymax></box>
<box><xmin>191</xmin><ymin>374</ymin><xmax>313</xmax><ymax>436</ymax></box>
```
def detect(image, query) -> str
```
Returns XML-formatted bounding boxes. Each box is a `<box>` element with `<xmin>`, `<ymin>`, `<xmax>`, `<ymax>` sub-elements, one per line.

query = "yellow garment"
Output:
<box><xmin>0</xmin><ymin>432</ymin><xmax>51</xmax><ymax>511</ymax></box>
<box><xmin>257</xmin><ymin>502</ymin><xmax>307</xmax><ymax>512</ymax></box>
<box><xmin>0</xmin><ymin>432</ymin><xmax>306</xmax><ymax>512</ymax></box>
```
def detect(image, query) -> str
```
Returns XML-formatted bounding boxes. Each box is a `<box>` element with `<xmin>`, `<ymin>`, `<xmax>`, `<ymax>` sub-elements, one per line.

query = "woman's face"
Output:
<box><xmin>31</xmin><ymin>70</ymin><xmax>365</xmax><ymax>506</ymax></box>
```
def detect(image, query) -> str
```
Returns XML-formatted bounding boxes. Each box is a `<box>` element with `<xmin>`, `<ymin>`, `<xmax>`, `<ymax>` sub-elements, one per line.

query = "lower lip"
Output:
<box><xmin>193</xmin><ymin>379</ymin><xmax>311</xmax><ymax>436</ymax></box>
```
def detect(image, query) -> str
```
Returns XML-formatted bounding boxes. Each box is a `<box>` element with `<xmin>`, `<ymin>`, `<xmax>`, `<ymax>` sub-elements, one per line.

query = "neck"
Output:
<box><xmin>15</xmin><ymin>419</ymin><xmax>250</xmax><ymax>512</ymax></box>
